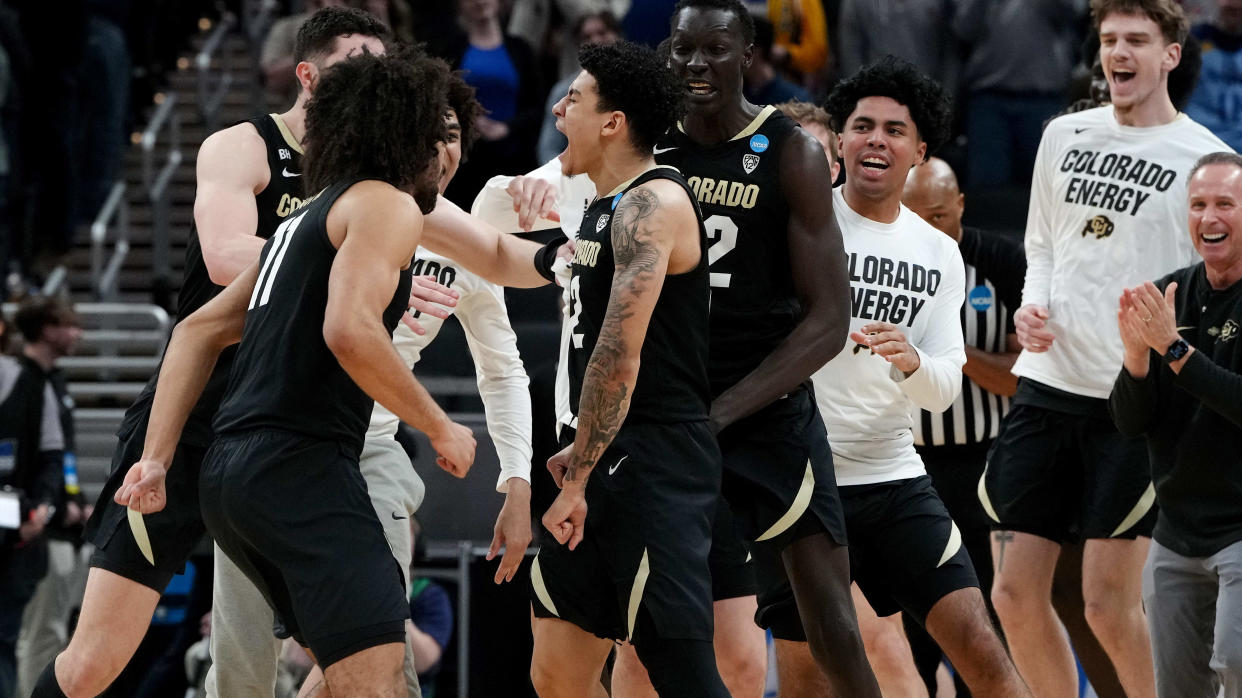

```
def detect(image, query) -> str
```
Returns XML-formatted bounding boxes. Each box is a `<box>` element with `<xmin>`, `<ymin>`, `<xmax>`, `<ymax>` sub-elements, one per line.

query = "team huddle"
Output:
<box><xmin>24</xmin><ymin>0</ymin><xmax>1242</xmax><ymax>696</ymax></box>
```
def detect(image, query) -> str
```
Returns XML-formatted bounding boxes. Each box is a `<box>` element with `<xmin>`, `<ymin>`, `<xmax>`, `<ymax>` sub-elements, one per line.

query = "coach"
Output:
<box><xmin>1110</xmin><ymin>150</ymin><xmax>1242</xmax><ymax>697</ymax></box>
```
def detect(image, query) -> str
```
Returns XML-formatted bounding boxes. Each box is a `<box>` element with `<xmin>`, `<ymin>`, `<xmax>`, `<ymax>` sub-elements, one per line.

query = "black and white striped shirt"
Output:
<box><xmin>914</xmin><ymin>227</ymin><xmax>1025</xmax><ymax>447</ymax></box>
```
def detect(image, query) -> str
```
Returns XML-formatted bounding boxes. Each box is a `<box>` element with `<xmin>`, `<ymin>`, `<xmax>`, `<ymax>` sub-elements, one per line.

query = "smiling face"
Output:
<box><xmin>1188</xmin><ymin>162</ymin><xmax>1242</xmax><ymax>278</ymax></box>
<box><xmin>839</xmin><ymin>96</ymin><xmax>927</xmax><ymax>204</ymax></box>
<box><xmin>439</xmin><ymin>109</ymin><xmax>462</xmax><ymax>193</ymax></box>
<box><xmin>1098</xmin><ymin>12</ymin><xmax>1180</xmax><ymax>115</ymax></box>
<box><xmin>551</xmin><ymin>70</ymin><xmax>615</xmax><ymax>177</ymax></box>
<box><xmin>669</xmin><ymin>7</ymin><xmax>752</xmax><ymax>116</ymax></box>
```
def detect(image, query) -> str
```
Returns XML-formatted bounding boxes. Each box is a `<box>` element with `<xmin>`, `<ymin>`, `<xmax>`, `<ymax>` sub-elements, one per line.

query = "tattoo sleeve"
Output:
<box><xmin>564</xmin><ymin>186</ymin><xmax>666</xmax><ymax>484</ymax></box>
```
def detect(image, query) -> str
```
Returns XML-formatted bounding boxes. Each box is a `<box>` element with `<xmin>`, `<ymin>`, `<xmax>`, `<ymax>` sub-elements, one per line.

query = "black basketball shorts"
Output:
<box><xmin>86</xmin><ymin>407</ymin><xmax>208</xmax><ymax>592</ymax></box>
<box><xmin>199</xmin><ymin>429</ymin><xmax>409</xmax><ymax>668</ymax></box>
<box><xmin>530</xmin><ymin>420</ymin><xmax>720</xmax><ymax>643</ymax></box>
<box><xmin>981</xmin><ymin>402</ymin><xmax>1155</xmax><ymax>543</ymax></box>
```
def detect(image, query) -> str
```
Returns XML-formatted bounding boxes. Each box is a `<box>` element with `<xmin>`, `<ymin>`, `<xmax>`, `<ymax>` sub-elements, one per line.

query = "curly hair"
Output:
<box><xmin>303</xmin><ymin>49</ymin><xmax>449</xmax><ymax>213</ymax></box>
<box><xmin>294</xmin><ymin>7</ymin><xmax>390</xmax><ymax>64</ymax></box>
<box><xmin>671</xmin><ymin>0</ymin><xmax>756</xmax><ymax>44</ymax></box>
<box><xmin>446</xmin><ymin>68</ymin><xmax>483</xmax><ymax>158</ymax></box>
<box><xmin>1091</xmin><ymin>0</ymin><xmax>1188</xmax><ymax>45</ymax></box>
<box><xmin>823</xmin><ymin>56</ymin><xmax>953</xmax><ymax>155</ymax></box>
<box><xmin>579</xmin><ymin>41</ymin><xmax>685</xmax><ymax>155</ymax></box>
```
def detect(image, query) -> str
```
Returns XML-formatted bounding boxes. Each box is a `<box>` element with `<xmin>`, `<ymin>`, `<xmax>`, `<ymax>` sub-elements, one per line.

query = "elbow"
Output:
<box><xmin>323</xmin><ymin>318</ymin><xmax>366</xmax><ymax>366</ymax></box>
<box><xmin>202</xmin><ymin>248</ymin><xmax>237</xmax><ymax>287</ymax></box>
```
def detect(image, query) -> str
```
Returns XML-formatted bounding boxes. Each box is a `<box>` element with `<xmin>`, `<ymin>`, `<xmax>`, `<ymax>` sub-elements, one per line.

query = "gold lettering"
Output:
<box><xmin>572</xmin><ymin>239</ymin><xmax>603</xmax><ymax>268</ymax></box>
<box><xmin>276</xmin><ymin>192</ymin><xmax>304</xmax><ymax>218</ymax></box>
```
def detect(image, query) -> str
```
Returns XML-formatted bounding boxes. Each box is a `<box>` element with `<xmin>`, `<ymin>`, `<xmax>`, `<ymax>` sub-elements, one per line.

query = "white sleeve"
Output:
<box><xmin>892</xmin><ymin>245</ymin><xmax>966</xmax><ymax>412</ymax></box>
<box><xmin>455</xmin><ymin>279</ymin><xmax>533</xmax><ymax>492</ymax></box>
<box><xmin>1021</xmin><ymin>128</ymin><xmax>1057</xmax><ymax>309</ymax></box>
<box><xmin>469</xmin><ymin>158</ymin><xmax>565</xmax><ymax>233</ymax></box>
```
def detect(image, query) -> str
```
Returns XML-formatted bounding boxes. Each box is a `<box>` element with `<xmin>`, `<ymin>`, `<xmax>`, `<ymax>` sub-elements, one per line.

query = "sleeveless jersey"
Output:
<box><xmin>654</xmin><ymin>105</ymin><xmax>801</xmax><ymax>397</ymax></box>
<box><xmin>567</xmin><ymin>167</ymin><xmax>711</xmax><ymax>425</ymax></box>
<box><xmin>128</xmin><ymin>114</ymin><xmax>306</xmax><ymax>447</ymax></box>
<box><xmin>212</xmin><ymin>179</ymin><xmax>414</xmax><ymax>452</ymax></box>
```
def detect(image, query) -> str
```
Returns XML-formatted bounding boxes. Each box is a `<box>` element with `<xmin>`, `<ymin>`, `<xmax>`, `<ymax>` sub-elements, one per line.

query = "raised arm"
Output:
<box><xmin>193</xmin><ymin>124</ymin><xmax>271</xmax><ymax>285</ymax></box>
<box><xmin>543</xmin><ymin>180</ymin><xmax>696</xmax><ymax>548</ymax></box>
<box><xmin>323</xmin><ymin>182</ymin><xmax>476</xmax><ymax>475</ymax></box>
<box><xmin>710</xmin><ymin>131</ymin><xmax>850</xmax><ymax>430</ymax></box>
<box><xmin>421</xmin><ymin>195</ymin><xmax>551</xmax><ymax>288</ymax></box>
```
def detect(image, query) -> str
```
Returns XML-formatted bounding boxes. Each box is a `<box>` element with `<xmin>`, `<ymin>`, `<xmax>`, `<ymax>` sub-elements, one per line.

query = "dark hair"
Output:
<box><xmin>1090</xmin><ymin>0</ymin><xmax>1189</xmax><ymax>44</ymax></box>
<box><xmin>823</xmin><ymin>56</ymin><xmax>953</xmax><ymax>155</ymax></box>
<box><xmin>303</xmin><ymin>49</ymin><xmax>450</xmax><ymax>213</ymax></box>
<box><xmin>446</xmin><ymin>68</ymin><xmax>483</xmax><ymax>157</ymax></box>
<box><xmin>573</xmin><ymin>10</ymin><xmax>622</xmax><ymax>42</ymax></box>
<box><xmin>1169</xmin><ymin>35</ymin><xmax>1201</xmax><ymax>109</ymax></box>
<box><xmin>579</xmin><ymin>41</ymin><xmax>685</xmax><ymax>154</ymax></box>
<box><xmin>15</xmin><ymin>296</ymin><xmax>76</xmax><ymax>344</ymax></box>
<box><xmin>671</xmin><ymin>0</ymin><xmax>756</xmax><ymax>45</ymax></box>
<box><xmin>294</xmin><ymin>6</ymin><xmax>390</xmax><ymax>64</ymax></box>
<box><xmin>1190</xmin><ymin>151</ymin><xmax>1242</xmax><ymax>180</ymax></box>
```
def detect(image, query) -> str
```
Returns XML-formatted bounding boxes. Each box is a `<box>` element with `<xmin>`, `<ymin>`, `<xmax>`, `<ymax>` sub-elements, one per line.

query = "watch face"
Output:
<box><xmin>1167</xmin><ymin>339</ymin><xmax>1189</xmax><ymax>360</ymax></box>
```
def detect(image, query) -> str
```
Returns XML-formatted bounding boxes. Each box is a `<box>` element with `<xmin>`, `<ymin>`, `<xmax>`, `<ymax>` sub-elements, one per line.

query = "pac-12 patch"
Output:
<box><xmin>749</xmin><ymin>134</ymin><xmax>770</xmax><ymax>153</ymax></box>
<box><xmin>968</xmin><ymin>285</ymin><xmax>993</xmax><ymax>311</ymax></box>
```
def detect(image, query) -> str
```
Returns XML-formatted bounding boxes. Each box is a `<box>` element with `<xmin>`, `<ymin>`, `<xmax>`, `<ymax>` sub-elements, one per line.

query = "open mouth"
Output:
<box><xmin>1112</xmin><ymin>69</ymin><xmax>1136</xmax><ymax>84</ymax></box>
<box><xmin>1203</xmin><ymin>231</ymin><xmax>1229</xmax><ymax>244</ymax></box>
<box><xmin>687</xmin><ymin>80</ymin><xmax>716</xmax><ymax>96</ymax></box>
<box><xmin>861</xmin><ymin>156</ymin><xmax>889</xmax><ymax>172</ymax></box>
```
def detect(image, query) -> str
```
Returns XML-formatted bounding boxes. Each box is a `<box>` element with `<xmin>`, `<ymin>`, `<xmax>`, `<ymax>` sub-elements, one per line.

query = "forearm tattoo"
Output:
<box><xmin>566</xmin><ymin>187</ymin><xmax>663</xmax><ymax>484</ymax></box>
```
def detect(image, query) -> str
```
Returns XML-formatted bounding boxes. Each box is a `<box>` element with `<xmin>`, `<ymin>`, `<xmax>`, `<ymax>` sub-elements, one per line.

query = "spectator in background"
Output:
<box><xmin>767</xmin><ymin>0</ymin><xmax>829</xmax><ymax>78</ymax></box>
<box><xmin>1110</xmin><ymin>151</ymin><xmax>1242</xmax><ymax>698</ymax></box>
<box><xmin>76</xmin><ymin>1</ymin><xmax>130</xmax><ymax>226</ymax></box>
<box><xmin>621</xmin><ymin>0</ymin><xmax>678</xmax><ymax>47</ymax></box>
<box><xmin>13</xmin><ymin>297</ymin><xmax>87</xmax><ymax>698</ymax></box>
<box><xmin>441</xmin><ymin>0</ymin><xmax>544</xmax><ymax>208</ymax></box>
<box><xmin>0</xmin><ymin>307</ymin><xmax>64</xmax><ymax>697</ymax></box>
<box><xmin>955</xmin><ymin>0</ymin><xmax>1088</xmax><ymax>190</ymax></box>
<box><xmin>743</xmin><ymin>17</ymin><xmax>810</xmax><ymax>105</ymax></box>
<box><xmin>508</xmin><ymin>0</ymin><xmax>629</xmax><ymax>81</ymax></box>
<box><xmin>1186</xmin><ymin>0</ymin><xmax>1242</xmax><ymax>150</ymax></box>
<box><xmin>408</xmin><ymin>518</ymin><xmax>453</xmax><ymax>698</ymax></box>
<box><xmin>837</xmin><ymin>0</ymin><xmax>961</xmax><ymax>98</ymax></box>
<box><xmin>536</xmin><ymin>9</ymin><xmax>622</xmax><ymax>165</ymax></box>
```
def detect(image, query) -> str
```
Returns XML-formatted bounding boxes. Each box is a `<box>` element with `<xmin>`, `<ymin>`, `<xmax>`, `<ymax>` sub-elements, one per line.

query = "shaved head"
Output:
<box><xmin>903</xmin><ymin>157</ymin><xmax>965</xmax><ymax>242</ymax></box>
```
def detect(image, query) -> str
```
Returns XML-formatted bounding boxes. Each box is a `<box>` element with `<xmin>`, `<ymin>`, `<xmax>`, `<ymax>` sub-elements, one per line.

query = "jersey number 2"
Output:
<box><xmin>705</xmin><ymin>214</ymin><xmax>738</xmax><ymax>288</ymax></box>
<box><xmin>249</xmin><ymin>211</ymin><xmax>307</xmax><ymax>310</ymax></box>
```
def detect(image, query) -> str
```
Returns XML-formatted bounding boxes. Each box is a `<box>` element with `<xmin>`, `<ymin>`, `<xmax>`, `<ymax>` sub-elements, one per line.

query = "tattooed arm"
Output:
<box><xmin>542</xmin><ymin>179</ymin><xmax>701</xmax><ymax>549</ymax></box>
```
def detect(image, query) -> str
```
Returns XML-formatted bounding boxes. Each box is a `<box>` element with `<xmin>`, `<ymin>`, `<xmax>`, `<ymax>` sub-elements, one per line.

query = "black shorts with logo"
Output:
<box><xmin>844</xmin><ymin>476</ymin><xmax>979</xmax><ymax>624</ymax></box>
<box><xmin>717</xmin><ymin>383</ymin><xmax>847</xmax><ymax>632</ymax></box>
<box><xmin>86</xmin><ymin>404</ymin><xmax>208</xmax><ymax>592</ymax></box>
<box><xmin>200</xmin><ymin>429</ymin><xmax>408</xmax><ymax>668</ymax></box>
<box><xmin>530</xmin><ymin>420</ymin><xmax>720</xmax><ymax>643</ymax></box>
<box><xmin>982</xmin><ymin>379</ymin><xmax>1155</xmax><ymax>543</ymax></box>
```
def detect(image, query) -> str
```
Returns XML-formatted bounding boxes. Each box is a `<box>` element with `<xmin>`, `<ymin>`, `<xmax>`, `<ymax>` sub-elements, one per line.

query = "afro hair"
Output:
<box><xmin>823</xmin><ymin>56</ymin><xmax>953</xmax><ymax>155</ymax></box>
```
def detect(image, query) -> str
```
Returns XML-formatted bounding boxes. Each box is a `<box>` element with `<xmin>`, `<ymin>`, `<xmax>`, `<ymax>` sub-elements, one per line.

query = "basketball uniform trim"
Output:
<box><xmin>676</xmin><ymin>104</ymin><xmax>776</xmax><ymax>141</ymax></box>
<box><xmin>270</xmin><ymin>112</ymin><xmax>304</xmax><ymax>154</ymax></box>
<box><xmin>755</xmin><ymin>460</ymin><xmax>815</xmax><ymax>542</ymax></box>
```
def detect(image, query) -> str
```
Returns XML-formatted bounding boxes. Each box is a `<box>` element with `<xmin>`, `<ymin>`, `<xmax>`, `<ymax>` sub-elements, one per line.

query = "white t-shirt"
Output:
<box><xmin>1015</xmin><ymin>106</ymin><xmax>1231</xmax><ymax>398</ymax></box>
<box><xmin>813</xmin><ymin>187</ymin><xmax>966</xmax><ymax>486</ymax></box>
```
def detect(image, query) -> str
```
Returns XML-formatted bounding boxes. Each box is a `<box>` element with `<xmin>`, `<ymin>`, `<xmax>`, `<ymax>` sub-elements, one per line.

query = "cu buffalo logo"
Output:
<box><xmin>1221</xmin><ymin>320</ymin><xmax>1239</xmax><ymax>343</ymax></box>
<box><xmin>1081</xmin><ymin>215</ymin><xmax>1115</xmax><ymax>239</ymax></box>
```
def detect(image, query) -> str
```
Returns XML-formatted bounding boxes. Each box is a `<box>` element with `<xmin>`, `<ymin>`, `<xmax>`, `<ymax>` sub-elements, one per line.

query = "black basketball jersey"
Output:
<box><xmin>126</xmin><ymin>114</ymin><xmax>307</xmax><ymax>447</ymax></box>
<box><xmin>654</xmin><ymin>105</ymin><xmax>801</xmax><ymax>397</ymax></box>
<box><xmin>212</xmin><ymin>179</ymin><xmax>413</xmax><ymax>452</ymax></box>
<box><xmin>567</xmin><ymin>167</ymin><xmax>711</xmax><ymax>425</ymax></box>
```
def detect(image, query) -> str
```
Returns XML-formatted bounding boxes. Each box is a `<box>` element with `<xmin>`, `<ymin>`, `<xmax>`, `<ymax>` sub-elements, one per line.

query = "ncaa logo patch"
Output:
<box><xmin>968</xmin><ymin>285</ymin><xmax>993</xmax><ymax>311</ymax></box>
<box><xmin>749</xmin><ymin>134</ymin><xmax>770</xmax><ymax>153</ymax></box>
<box><xmin>596</xmin><ymin>214</ymin><xmax>610</xmax><ymax>232</ymax></box>
<box><xmin>742</xmin><ymin>154</ymin><xmax>760</xmax><ymax>174</ymax></box>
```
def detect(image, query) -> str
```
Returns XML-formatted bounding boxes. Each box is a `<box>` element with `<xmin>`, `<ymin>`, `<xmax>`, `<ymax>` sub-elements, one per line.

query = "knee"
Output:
<box><xmin>991</xmin><ymin>576</ymin><xmax>1037</xmax><ymax>623</ymax></box>
<box><xmin>1082</xmin><ymin>584</ymin><xmax>1137</xmax><ymax>635</ymax></box>
<box><xmin>53</xmin><ymin>650</ymin><xmax>120</xmax><ymax>698</ymax></box>
<box><xmin>716</xmin><ymin>638</ymin><xmax>766</xmax><ymax>689</ymax></box>
<box><xmin>529</xmin><ymin>657</ymin><xmax>555</xmax><ymax>696</ymax></box>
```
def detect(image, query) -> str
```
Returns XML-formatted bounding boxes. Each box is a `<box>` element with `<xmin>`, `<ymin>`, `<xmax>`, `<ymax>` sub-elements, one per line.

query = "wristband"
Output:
<box><xmin>533</xmin><ymin>235</ymin><xmax>570</xmax><ymax>282</ymax></box>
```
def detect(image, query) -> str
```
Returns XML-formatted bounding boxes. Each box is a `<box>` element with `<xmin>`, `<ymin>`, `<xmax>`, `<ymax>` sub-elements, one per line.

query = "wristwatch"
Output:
<box><xmin>1163</xmin><ymin>338</ymin><xmax>1190</xmax><ymax>362</ymax></box>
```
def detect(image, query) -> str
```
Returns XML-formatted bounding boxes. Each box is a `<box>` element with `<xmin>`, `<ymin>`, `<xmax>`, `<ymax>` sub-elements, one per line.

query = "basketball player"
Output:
<box><xmin>812</xmin><ymin>57</ymin><xmax>1029</xmax><ymax>697</ymax></box>
<box><xmin>205</xmin><ymin>72</ymin><xmax>531</xmax><ymax>698</ymax></box>
<box><xmin>112</xmin><ymin>50</ymin><xmax>476</xmax><ymax>696</ymax></box>
<box><xmin>981</xmin><ymin>1</ymin><xmax>1232</xmax><ymax>695</ymax></box>
<box><xmin>26</xmin><ymin>9</ymin><xmax>427</xmax><ymax>698</ymax></box>
<box><xmin>655</xmin><ymin>1</ymin><xmax>878</xmax><ymax>694</ymax></box>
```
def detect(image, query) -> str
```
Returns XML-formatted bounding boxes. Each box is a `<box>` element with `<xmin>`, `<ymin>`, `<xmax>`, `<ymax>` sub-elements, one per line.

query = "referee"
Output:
<box><xmin>901</xmin><ymin>157</ymin><xmax>1024</xmax><ymax>697</ymax></box>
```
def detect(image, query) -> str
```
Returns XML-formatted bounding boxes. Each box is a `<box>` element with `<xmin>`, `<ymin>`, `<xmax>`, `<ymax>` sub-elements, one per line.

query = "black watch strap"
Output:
<box><xmin>1163</xmin><ymin>338</ymin><xmax>1190</xmax><ymax>362</ymax></box>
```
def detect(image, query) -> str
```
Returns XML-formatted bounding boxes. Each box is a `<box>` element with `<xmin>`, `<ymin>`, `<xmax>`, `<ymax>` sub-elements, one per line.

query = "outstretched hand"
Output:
<box><xmin>400</xmin><ymin>275</ymin><xmax>459</xmax><ymax>335</ymax></box>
